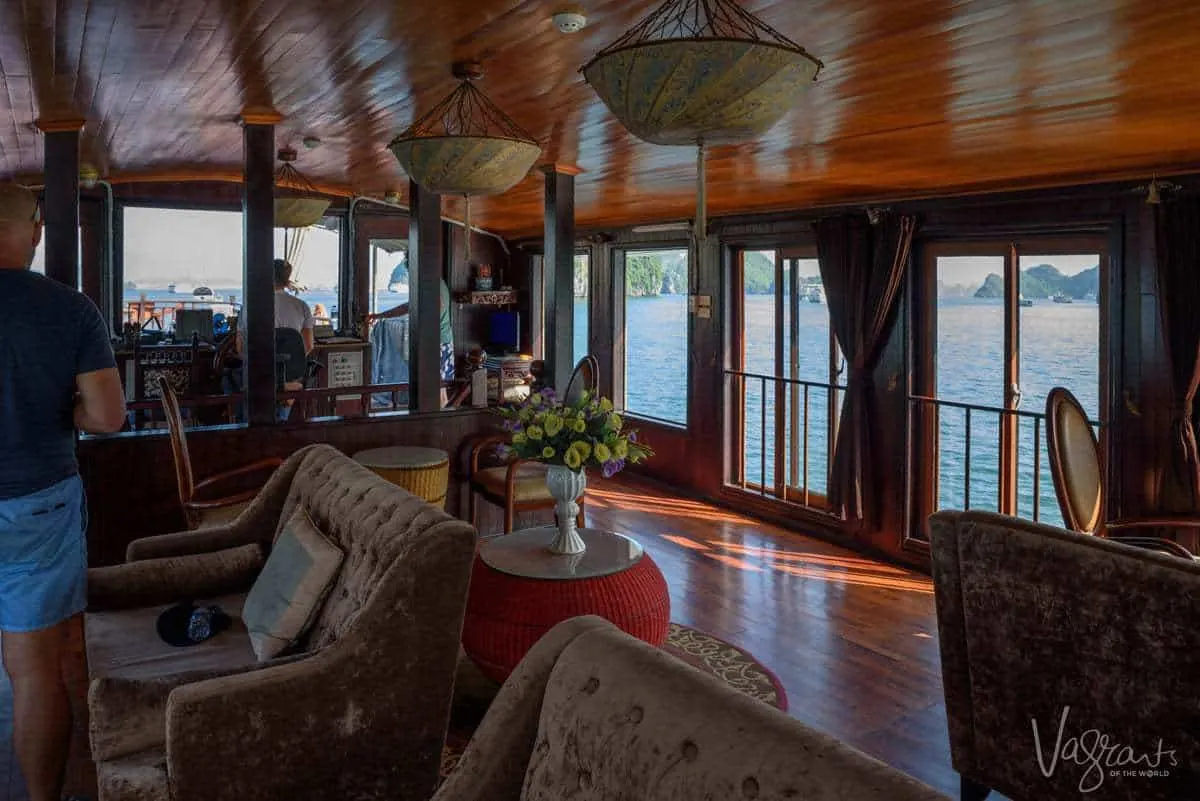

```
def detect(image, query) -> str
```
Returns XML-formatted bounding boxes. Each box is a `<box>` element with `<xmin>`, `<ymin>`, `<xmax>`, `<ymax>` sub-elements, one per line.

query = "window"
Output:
<box><xmin>913</xmin><ymin>242</ymin><xmax>1104</xmax><ymax>531</ymax></box>
<box><xmin>277</xmin><ymin>216</ymin><xmax>341</xmax><ymax>328</ymax></box>
<box><xmin>573</xmin><ymin>252</ymin><xmax>589</xmax><ymax>366</ymax></box>
<box><xmin>122</xmin><ymin>207</ymin><xmax>243</xmax><ymax>337</ymax></box>
<box><xmin>623</xmin><ymin>248</ymin><xmax>688</xmax><ymax>425</ymax></box>
<box><xmin>369</xmin><ymin>240</ymin><xmax>408</xmax><ymax>316</ymax></box>
<box><xmin>730</xmin><ymin>248</ymin><xmax>843</xmax><ymax>506</ymax></box>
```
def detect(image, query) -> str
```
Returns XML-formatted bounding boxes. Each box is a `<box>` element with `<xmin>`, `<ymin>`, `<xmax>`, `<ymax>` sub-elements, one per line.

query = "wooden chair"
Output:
<box><xmin>1045</xmin><ymin>386</ymin><xmax>1197</xmax><ymax>558</ymax></box>
<box><xmin>158</xmin><ymin>375</ymin><xmax>283</xmax><ymax>529</ymax></box>
<box><xmin>468</xmin><ymin>355</ymin><xmax>599</xmax><ymax>533</ymax></box>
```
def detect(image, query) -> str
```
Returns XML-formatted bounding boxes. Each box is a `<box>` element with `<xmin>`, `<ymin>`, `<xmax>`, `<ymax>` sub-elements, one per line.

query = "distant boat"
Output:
<box><xmin>193</xmin><ymin>286</ymin><xmax>214</xmax><ymax>298</ymax></box>
<box><xmin>167</xmin><ymin>283</ymin><xmax>177</xmax><ymax>293</ymax></box>
<box><xmin>806</xmin><ymin>286</ymin><xmax>824</xmax><ymax>304</ymax></box>
<box><xmin>1019</xmin><ymin>297</ymin><xmax>1033</xmax><ymax>307</ymax></box>
<box><xmin>1052</xmin><ymin>293</ymin><xmax>1073</xmax><ymax>304</ymax></box>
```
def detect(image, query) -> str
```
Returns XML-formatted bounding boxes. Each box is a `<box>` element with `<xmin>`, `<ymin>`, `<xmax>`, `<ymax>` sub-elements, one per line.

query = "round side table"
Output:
<box><xmin>352</xmin><ymin>446</ymin><xmax>450</xmax><ymax>509</ymax></box>
<box><xmin>462</xmin><ymin>527</ymin><xmax>670</xmax><ymax>683</ymax></box>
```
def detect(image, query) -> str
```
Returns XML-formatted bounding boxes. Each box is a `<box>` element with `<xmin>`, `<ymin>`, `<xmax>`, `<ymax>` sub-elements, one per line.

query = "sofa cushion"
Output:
<box><xmin>97</xmin><ymin>748</ymin><xmax>169</xmax><ymax>801</ymax></box>
<box><xmin>243</xmin><ymin>506</ymin><xmax>343</xmax><ymax>660</ymax></box>
<box><xmin>87</xmin><ymin>593</ymin><xmax>257</xmax><ymax>761</ymax></box>
<box><xmin>474</xmin><ymin>463</ymin><xmax>553</xmax><ymax>503</ymax></box>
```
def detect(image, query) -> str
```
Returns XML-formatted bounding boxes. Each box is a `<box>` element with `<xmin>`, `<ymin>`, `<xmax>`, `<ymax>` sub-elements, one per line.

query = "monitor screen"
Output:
<box><xmin>488</xmin><ymin>311</ymin><xmax>520</xmax><ymax>353</ymax></box>
<box><xmin>175</xmin><ymin>308</ymin><xmax>214</xmax><ymax>342</ymax></box>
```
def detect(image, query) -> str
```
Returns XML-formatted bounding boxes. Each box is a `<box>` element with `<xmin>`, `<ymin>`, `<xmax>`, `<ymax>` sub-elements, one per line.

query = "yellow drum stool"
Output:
<box><xmin>352</xmin><ymin>446</ymin><xmax>451</xmax><ymax>509</ymax></box>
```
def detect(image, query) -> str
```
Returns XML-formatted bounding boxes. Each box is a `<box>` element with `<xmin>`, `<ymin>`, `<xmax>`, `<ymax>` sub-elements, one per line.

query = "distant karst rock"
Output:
<box><xmin>975</xmin><ymin>273</ymin><xmax>1003</xmax><ymax>298</ymax></box>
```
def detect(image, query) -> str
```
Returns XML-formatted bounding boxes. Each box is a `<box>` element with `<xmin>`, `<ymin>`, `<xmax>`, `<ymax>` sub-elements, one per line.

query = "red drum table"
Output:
<box><xmin>462</xmin><ymin>527</ymin><xmax>671</xmax><ymax>683</ymax></box>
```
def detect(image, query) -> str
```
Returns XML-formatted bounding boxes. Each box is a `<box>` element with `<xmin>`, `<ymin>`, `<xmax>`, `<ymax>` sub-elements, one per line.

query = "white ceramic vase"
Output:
<box><xmin>545</xmin><ymin>464</ymin><xmax>587</xmax><ymax>555</ymax></box>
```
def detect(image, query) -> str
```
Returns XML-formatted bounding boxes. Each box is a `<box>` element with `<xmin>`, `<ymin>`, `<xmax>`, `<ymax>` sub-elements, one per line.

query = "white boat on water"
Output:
<box><xmin>1052</xmin><ymin>293</ymin><xmax>1073</xmax><ymax>304</ymax></box>
<box><xmin>193</xmin><ymin>286</ymin><xmax>214</xmax><ymax>298</ymax></box>
<box><xmin>806</xmin><ymin>286</ymin><xmax>824</xmax><ymax>304</ymax></box>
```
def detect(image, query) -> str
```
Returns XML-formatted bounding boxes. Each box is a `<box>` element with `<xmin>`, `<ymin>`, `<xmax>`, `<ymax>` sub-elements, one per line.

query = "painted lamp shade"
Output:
<box><xmin>583</xmin><ymin>39</ymin><xmax>821</xmax><ymax>146</ymax></box>
<box><xmin>387</xmin><ymin>135</ymin><xmax>542</xmax><ymax>196</ymax></box>
<box><xmin>581</xmin><ymin>0</ymin><xmax>822</xmax><ymax>146</ymax></box>
<box><xmin>274</xmin><ymin>196</ymin><xmax>331</xmax><ymax>229</ymax></box>
<box><xmin>388</xmin><ymin>70</ymin><xmax>542</xmax><ymax>196</ymax></box>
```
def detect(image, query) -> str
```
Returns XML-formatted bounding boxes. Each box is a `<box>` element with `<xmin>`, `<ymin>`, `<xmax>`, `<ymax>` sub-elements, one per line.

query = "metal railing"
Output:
<box><xmin>725</xmin><ymin>369</ymin><xmax>845</xmax><ymax>511</ymax></box>
<box><xmin>907</xmin><ymin>394</ymin><xmax>1101</xmax><ymax>527</ymax></box>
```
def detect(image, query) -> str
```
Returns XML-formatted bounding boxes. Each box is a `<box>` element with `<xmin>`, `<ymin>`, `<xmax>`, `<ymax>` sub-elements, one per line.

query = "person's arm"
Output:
<box><xmin>300</xmin><ymin>300</ymin><xmax>315</xmax><ymax>354</ymax></box>
<box><xmin>75</xmin><ymin>368</ymin><xmax>126</xmax><ymax>433</ymax></box>
<box><xmin>75</xmin><ymin>299</ymin><xmax>125</xmax><ymax>433</ymax></box>
<box><xmin>301</xmin><ymin>326</ymin><xmax>315</xmax><ymax>354</ymax></box>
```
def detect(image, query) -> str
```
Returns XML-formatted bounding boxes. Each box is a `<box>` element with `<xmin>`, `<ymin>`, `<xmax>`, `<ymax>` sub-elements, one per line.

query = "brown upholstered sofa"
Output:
<box><xmin>929</xmin><ymin>510</ymin><xmax>1199</xmax><ymax>801</ymax></box>
<box><xmin>434</xmin><ymin>616</ymin><xmax>947</xmax><ymax>801</ymax></box>
<box><xmin>84</xmin><ymin>443</ymin><xmax>478</xmax><ymax>801</ymax></box>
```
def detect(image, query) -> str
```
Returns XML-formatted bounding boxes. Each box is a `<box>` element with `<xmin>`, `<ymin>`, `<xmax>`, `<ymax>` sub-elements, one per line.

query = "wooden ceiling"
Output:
<box><xmin>2</xmin><ymin>0</ymin><xmax>1200</xmax><ymax>237</ymax></box>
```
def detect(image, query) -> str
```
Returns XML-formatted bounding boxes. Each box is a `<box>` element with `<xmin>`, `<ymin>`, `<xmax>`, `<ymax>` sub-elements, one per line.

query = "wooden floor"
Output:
<box><xmin>3</xmin><ymin>475</ymin><xmax>979</xmax><ymax>800</ymax></box>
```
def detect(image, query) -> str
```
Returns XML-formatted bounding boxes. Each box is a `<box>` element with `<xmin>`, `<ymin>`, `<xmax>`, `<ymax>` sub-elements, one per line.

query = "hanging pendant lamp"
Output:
<box><xmin>581</xmin><ymin>0</ymin><xmax>822</xmax><ymax>146</ymax></box>
<box><xmin>388</xmin><ymin>62</ymin><xmax>542</xmax><ymax>196</ymax></box>
<box><xmin>274</xmin><ymin>147</ymin><xmax>331</xmax><ymax>230</ymax></box>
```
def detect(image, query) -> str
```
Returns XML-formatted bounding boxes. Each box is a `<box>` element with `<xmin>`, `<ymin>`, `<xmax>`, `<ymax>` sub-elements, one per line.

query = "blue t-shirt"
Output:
<box><xmin>0</xmin><ymin>270</ymin><xmax>116</xmax><ymax>499</ymax></box>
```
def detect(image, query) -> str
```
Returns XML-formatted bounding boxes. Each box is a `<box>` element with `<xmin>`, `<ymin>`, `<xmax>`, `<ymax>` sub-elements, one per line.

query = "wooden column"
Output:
<box><xmin>37</xmin><ymin>119</ymin><xmax>84</xmax><ymax>288</ymax></box>
<box><xmin>241</xmin><ymin>110</ymin><xmax>280</xmax><ymax>426</ymax></box>
<box><xmin>543</xmin><ymin>166</ymin><xmax>577</xmax><ymax>392</ymax></box>
<box><xmin>408</xmin><ymin>179</ymin><xmax>443</xmax><ymax>412</ymax></box>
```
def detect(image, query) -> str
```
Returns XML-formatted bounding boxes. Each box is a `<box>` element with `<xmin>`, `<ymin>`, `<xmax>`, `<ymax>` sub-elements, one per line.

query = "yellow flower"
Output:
<box><xmin>599</xmin><ymin>397</ymin><xmax>614</xmax><ymax>412</ymax></box>
<box><xmin>613</xmin><ymin>439</ymin><xmax>628</xmax><ymax>459</ymax></box>
<box><xmin>573</xmin><ymin>418</ymin><xmax>587</xmax><ymax>433</ymax></box>
<box><xmin>608</xmin><ymin>413</ymin><xmax>623</xmax><ymax>432</ymax></box>
<box><xmin>594</xmin><ymin>442</ymin><xmax>611</xmax><ymax>463</ymax></box>
<box><xmin>527</xmin><ymin>425</ymin><xmax>544</xmax><ymax>441</ymax></box>
<box><xmin>544</xmin><ymin>414</ymin><xmax>564</xmax><ymax>437</ymax></box>
<box><xmin>571</xmin><ymin>441</ymin><xmax>592</xmax><ymax>463</ymax></box>
<box><xmin>542</xmin><ymin>446</ymin><xmax>556</xmax><ymax>459</ymax></box>
<box><xmin>564</xmin><ymin>447</ymin><xmax>582</xmax><ymax>470</ymax></box>
<box><xmin>512</xmin><ymin>432</ymin><xmax>527</xmax><ymax>445</ymax></box>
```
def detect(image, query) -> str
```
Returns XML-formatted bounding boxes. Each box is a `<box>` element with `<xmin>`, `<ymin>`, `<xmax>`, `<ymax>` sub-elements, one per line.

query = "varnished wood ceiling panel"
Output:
<box><xmin>1</xmin><ymin>0</ymin><xmax>1199</xmax><ymax>236</ymax></box>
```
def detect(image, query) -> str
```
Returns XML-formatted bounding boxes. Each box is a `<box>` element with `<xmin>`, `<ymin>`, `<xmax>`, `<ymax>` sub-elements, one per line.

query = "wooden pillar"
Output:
<box><xmin>543</xmin><ymin>166</ymin><xmax>577</xmax><ymax>392</ymax></box>
<box><xmin>37</xmin><ymin>119</ymin><xmax>84</xmax><ymax>288</ymax></box>
<box><xmin>241</xmin><ymin>110</ymin><xmax>280</xmax><ymax>426</ymax></box>
<box><xmin>408</xmin><ymin>179</ymin><xmax>443</xmax><ymax>412</ymax></box>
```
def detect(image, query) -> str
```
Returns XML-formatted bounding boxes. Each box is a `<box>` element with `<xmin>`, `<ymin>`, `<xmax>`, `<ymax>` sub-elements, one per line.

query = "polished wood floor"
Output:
<box><xmin>3</xmin><ymin>475</ymin><xmax>983</xmax><ymax>799</ymax></box>
<box><xmin>582</xmin><ymin>477</ymin><xmax>965</xmax><ymax>798</ymax></box>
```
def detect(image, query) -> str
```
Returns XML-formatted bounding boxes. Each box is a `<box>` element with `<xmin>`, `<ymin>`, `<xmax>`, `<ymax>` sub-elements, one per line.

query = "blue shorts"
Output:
<box><xmin>0</xmin><ymin>475</ymin><xmax>87</xmax><ymax>632</ymax></box>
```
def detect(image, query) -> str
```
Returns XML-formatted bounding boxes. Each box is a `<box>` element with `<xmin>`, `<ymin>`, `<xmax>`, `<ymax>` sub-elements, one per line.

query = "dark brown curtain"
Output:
<box><xmin>814</xmin><ymin>211</ymin><xmax>917</xmax><ymax>525</ymax></box>
<box><xmin>1154</xmin><ymin>197</ymin><xmax>1200</xmax><ymax>505</ymax></box>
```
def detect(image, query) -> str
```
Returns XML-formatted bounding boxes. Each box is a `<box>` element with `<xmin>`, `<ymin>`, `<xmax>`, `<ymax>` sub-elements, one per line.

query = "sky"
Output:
<box><xmin>119</xmin><ymin>207</ymin><xmax>343</xmax><ymax>289</ymax></box>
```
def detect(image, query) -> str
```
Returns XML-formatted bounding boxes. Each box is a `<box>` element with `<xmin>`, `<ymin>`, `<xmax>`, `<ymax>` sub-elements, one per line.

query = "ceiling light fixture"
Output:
<box><xmin>553</xmin><ymin>8</ymin><xmax>588</xmax><ymax>33</ymax></box>
<box><xmin>582</xmin><ymin>0</ymin><xmax>822</xmax><ymax>242</ymax></box>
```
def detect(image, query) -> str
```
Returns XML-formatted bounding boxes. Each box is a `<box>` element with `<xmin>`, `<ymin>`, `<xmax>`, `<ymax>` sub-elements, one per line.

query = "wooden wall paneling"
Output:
<box><xmin>408</xmin><ymin>179</ymin><xmax>442</xmax><ymax>412</ymax></box>
<box><xmin>543</xmin><ymin>168</ymin><xmax>575</xmax><ymax>392</ymax></box>
<box><xmin>242</xmin><ymin>118</ymin><xmax>277</xmax><ymax>426</ymax></box>
<box><xmin>41</xmin><ymin>125</ymin><xmax>81</xmax><ymax>288</ymax></box>
<box><xmin>445</xmin><ymin>222</ymin><xmax>516</xmax><ymax>357</ymax></box>
<box><xmin>689</xmin><ymin>234</ymin><xmax>724</xmax><ymax>494</ymax></box>
<box><xmin>79</xmin><ymin>197</ymin><xmax>105</xmax><ymax>318</ymax></box>
<box><xmin>78</xmin><ymin>410</ymin><xmax>502</xmax><ymax>566</ymax></box>
<box><xmin>524</xmin><ymin>250</ymin><xmax>544</xmax><ymax>358</ymax></box>
<box><xmin>586</xmin><ymin>240</ymin><xmax>613</xmax><ymax>396</ymax></box>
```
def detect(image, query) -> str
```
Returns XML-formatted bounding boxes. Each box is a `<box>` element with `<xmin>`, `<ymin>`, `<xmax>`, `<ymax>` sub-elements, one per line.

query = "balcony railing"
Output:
<box><xmin>725</xmin><ymin>369</ymin><xmax>845</xmax><ymax>512</ymax></box>
<box><xmin>907</xmin><ymin>394</ymin><xmax>1101</xmax><ymax>530</ymax></box>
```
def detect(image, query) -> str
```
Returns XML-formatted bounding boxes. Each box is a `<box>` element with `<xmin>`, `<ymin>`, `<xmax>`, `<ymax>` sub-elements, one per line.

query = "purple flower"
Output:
<box><xmin>496</xmin><ymin>445</ymin><xmax>512</xmax><ymax>460</ymax></box>
<box><xmin>628</xmin><ymin>431</ymin><xmax>638</xmax><ymax>443</ymax></box>
<box><xmin>602</xmin><ymin>459</ymin><xmax>627</xmax><ymax>479</ymax></box>
<box><xmin>541</xmin><ymin>388</ymin><xmax>557</xmax><ymax>402</ymax></box>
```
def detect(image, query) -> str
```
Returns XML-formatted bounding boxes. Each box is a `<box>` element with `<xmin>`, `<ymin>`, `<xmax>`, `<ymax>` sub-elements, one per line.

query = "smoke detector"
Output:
<box><xmin>552</xmin><ymin>8</ymin><xmax>587</xmax><ymax>33</ymax></box>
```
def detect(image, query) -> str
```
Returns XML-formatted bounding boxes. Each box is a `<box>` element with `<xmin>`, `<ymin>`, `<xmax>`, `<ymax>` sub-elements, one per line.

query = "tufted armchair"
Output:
<box><xmin>434</xmin><ymin>616</ymin><xmax>947</xmax><ymax>801</ymax></box>
<box><xmin>85</xmin><ymin>444</ymin><xmax>477</xmax><ymax>801</ymax></box>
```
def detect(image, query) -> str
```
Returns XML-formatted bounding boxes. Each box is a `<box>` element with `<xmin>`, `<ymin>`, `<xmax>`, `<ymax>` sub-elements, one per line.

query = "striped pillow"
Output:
<box><xmin>242</xmin><ymin>507</ymin><xmax>344</xmax><ymax>660</ymax></box>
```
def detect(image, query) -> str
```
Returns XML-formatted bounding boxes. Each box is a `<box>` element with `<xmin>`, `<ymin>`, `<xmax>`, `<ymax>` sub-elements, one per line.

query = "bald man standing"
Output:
<box><xmin>0</xmin><ymin>184</ymin><xmax>126</xmax><ymax>801</ymax></box>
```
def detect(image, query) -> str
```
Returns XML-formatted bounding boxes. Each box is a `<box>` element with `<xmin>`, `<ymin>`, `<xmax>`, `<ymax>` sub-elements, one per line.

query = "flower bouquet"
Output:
<box><xmin>496</xmin><ymin>388</ymin><xmax>653</xmax><ymax>554</ymax></box>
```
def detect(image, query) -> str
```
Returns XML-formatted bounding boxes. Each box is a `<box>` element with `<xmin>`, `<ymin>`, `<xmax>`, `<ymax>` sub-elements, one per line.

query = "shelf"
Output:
<box><xmin>454</xmin><ymin>289</ymin><xmax>517</xmax><ymax>306</ymax></box>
